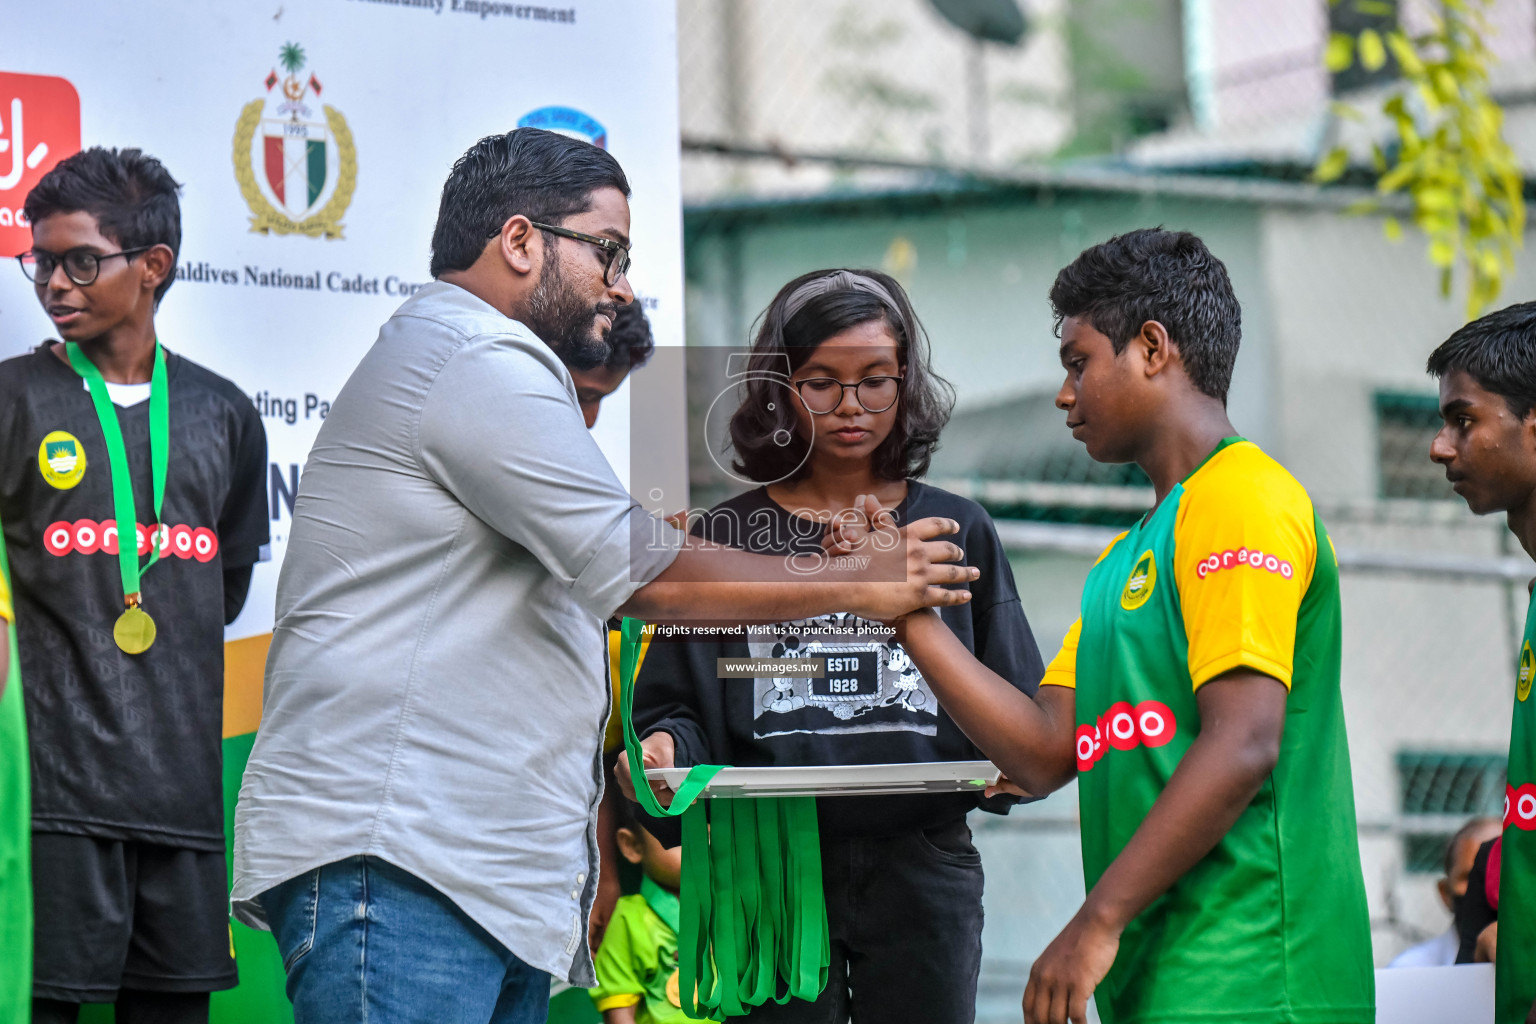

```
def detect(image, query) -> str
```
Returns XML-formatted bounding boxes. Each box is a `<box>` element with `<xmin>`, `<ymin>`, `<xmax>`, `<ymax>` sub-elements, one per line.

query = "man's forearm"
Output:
<box><xmin>1079</xmin><ymin>672</ymin><xmax>1286</xmax><ymax>934</ymax></box>
<box><xmin>900</xmin><ymin>609</ymin><xmax>1076</xmax><ymax>795</ymax></box>
<box><xmin>618</xmin><ymin>524</ymin><xmax>973</xmax><ymax>623</ymax></box>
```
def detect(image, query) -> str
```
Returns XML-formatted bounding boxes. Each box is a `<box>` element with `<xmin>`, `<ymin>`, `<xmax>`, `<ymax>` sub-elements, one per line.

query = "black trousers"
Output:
<box><xmin>745</xmin><ymin>817</ymin><xmax>985</xmax><ymax>1024</ymax></box>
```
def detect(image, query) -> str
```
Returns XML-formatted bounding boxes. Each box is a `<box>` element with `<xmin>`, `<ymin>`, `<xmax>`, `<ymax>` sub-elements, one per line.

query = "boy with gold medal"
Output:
<box><xmin>1</xmin><ymin>148</ymin><xmax>269</xmax><ymax>1024</ymax></box>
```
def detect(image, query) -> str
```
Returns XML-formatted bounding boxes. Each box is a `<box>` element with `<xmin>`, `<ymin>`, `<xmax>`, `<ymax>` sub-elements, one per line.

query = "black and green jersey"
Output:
<box><xmin>1043</xmin><ymin>439</ymin><xmax>1373</xmax><ymax>1023</ymax></box>
<box><xmin>1498</xmin><ymin>592</ymin><xmax>1536</xmax><ymax>1023</ymax></box>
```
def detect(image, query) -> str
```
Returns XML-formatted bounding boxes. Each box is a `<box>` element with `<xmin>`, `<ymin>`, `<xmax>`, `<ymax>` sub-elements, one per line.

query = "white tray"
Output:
<box><xmin>645</xmin><ymin>760</ymin><xmax>1001</xmax><ymax>798</ymax></box>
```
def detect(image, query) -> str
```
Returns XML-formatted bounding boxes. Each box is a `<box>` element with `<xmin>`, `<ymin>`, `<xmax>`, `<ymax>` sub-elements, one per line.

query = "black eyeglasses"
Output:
<box><xmin>18</xmin><ymin>245</ymin><xmax>155</xmax><ymax>286</ymax></box>
<box><xmin>794</xmin><ymin>376</ymin><xmax>904</xmax><ymax>415</ymax></box>
<box><xmin>528</xmin><ymin>222</ymin><xmax>631</xmax><ymax>286</ymax></box>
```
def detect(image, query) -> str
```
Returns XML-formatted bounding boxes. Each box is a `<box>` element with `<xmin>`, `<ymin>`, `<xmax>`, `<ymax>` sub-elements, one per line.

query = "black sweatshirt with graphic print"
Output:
<box><xmin>631</xmin><ymin>481</ymin><xmax>1044</xmax><ymax>844</ymax></box>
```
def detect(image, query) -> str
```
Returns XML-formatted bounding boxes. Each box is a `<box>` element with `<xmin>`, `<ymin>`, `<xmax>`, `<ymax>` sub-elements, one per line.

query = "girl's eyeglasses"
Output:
<box><xmin>793</xmin><ymin>376</ymin><xmax>904</xmax><ymax>415</ymax></box>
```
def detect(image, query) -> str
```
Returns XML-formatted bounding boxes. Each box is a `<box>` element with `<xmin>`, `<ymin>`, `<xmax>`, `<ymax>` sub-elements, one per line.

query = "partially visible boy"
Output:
<box><xmin>3</xmin><ymin>148</ymin><xmax>269</xmax><ymax>1023</ymax></box>
<box><xmin>586</xmin><ymin>299</ymin><xmax>657</xmax><ymax>949</ymax></box>
<box><xmin>589</xmin><ymin>796</ymin><xmax>718</xmax><ymax>1024</ymax></box>
<box><xmin>1388</xmin><ymin>816</ymin><xmax>1501</xmax><ymax>967</ymax></box>
<box><xmin>571</xmin><ymin>298</ymin><xmax>655</xmax><ymax>429</ymax></box>
<box><xmin>883</xmin><ymin>229</ymin><xmax>1374</xmax><ymax>1024</ymax></box>
<box><xmin>1426</xmin><ymin>302</ymin><xmax>1536</xmax><ymax>1024</ymax></box>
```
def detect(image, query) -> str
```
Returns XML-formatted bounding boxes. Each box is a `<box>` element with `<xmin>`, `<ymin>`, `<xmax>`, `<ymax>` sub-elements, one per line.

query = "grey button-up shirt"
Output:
<box><xmin>232</xmin><ymin>281</ymin><xmax>678</xmax><ymax>985</ymax></box>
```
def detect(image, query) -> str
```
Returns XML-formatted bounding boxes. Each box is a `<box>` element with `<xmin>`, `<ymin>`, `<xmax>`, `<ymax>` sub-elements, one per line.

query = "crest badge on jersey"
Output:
<box><xmin>1121</xmin><ymin>550</ymin><xmax>1157</xmax><ymax>611</ymax></box>
<box><xmin>1519</xmin><ymin>640</ymin><xmax>1533</xmax><ymax>702</ymax></box>
<box><xmin>38</xmin><ymin>430</ymin><xmax>86</xmax><ymax>489</ymax></box>
<box><xmin>232</xmin><ymin>42</ymin><xmax>357</xmax><ymax>238</ymax></box>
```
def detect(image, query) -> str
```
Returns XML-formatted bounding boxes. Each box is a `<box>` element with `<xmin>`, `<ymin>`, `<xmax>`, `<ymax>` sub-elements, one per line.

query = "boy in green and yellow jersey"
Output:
<box><xmin>888</xmin><ymin>229</ymin><xmax>1374</xmax><ymax>1024</ymax></box>
<box><xmin>590</xmin><ymin>794</ymin><xmax>718</xmax><ymax>1024</ymax></box>
<box><xmin>1426</xmin><ymin>303</ymin><xmax>1536</xmax><ymax>1024</ymax></box>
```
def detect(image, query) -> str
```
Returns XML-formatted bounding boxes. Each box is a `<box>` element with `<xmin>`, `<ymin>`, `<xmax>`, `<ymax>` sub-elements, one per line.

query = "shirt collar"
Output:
<box><xmin>641</xmin><ymin>874</ymin><xmax>680</xmax><ymax>934</ymax></box>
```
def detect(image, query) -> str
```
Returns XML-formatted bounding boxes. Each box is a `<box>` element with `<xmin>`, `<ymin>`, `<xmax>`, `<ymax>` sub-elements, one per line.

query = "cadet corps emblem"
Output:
<box><xmin>232</xmin><ymin>42</ymin><xmax>356</xmax><ymax>239</ymax></box>
<box><xmin>1520</xmin><ymin>640</ymin><xmax>1533</xmax><ymax>703</ymax></box>
<box><xmin>38</xmin><ymin>430</ymin><xmax>86</xmax><ymax>489</ymax></box>
<box><xmin>1120</xmin><ymin>550</ymin><xmax>1157</xmax><ymax>611</ymax></box>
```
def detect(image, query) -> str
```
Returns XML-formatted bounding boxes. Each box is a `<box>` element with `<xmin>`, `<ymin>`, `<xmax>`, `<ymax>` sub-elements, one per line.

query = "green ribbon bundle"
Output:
<box><xmin>617</xmin><ymin>617</ymin><xmax>830</xmax><ymax>1019</ymax></box>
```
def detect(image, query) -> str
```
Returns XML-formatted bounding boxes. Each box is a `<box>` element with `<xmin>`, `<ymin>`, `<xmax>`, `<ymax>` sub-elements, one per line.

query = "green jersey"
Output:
<box><xmin>592</xmin><ymin>876</ymin><xmax>719</xmax><ymax>1023</ymax></box>
<box><xmin>1498</xmin><ymin>593</ymin><xmax>1536</xmax><ymax>1023</ymax></box>
<box><xmin>1043</xmin><ymin>440</ymin><xmax>1373</xmax><ymax>1024</ymax></box>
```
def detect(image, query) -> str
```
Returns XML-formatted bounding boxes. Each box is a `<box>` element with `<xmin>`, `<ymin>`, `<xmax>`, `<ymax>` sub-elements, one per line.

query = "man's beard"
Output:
<box><xmin>524</xmin><ymin>255</ymin><xmax>618</xmax><ymax>371</ymax></box>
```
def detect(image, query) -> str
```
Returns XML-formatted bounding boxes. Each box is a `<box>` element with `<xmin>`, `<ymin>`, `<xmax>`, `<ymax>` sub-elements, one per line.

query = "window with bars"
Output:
<box><xmin>1376</xmin><ymin>391</ymin><xmax>1453</xmax><ymax>500</ymax></box>
<box><xmin>1396</xmin><ymin>750</ymin><xmax>1506</xmax><ymax>873</ymax></box>
<box><xmin>1330</xmin><ymin>0</ymin><xmax>1400</xmax><ymax>95</ymax></box>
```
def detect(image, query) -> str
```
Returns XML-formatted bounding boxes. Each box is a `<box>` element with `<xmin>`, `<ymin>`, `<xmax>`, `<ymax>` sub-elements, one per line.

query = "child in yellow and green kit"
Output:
<box><xmin>589</xmin><ymin>797</ymin><xmax>717</xmax><ymax>1024</ymax></box>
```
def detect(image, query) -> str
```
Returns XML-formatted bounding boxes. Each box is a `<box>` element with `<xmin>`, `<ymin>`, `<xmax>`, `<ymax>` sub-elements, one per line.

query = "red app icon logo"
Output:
<box><xmin>0</xmin><ymin>72</ymin><xmax>81</xmax><ymax>259</ymax></box>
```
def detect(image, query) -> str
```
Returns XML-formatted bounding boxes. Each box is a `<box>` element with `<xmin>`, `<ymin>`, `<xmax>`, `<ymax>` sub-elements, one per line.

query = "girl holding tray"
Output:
<box><xmin>615</xmin><ymin>268</ymin><xmax>1044</xmax><ymax>1024</ymax></box>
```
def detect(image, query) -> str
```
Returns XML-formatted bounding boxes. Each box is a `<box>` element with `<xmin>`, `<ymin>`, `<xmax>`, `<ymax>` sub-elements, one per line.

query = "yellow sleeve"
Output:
<box><xmin>1042</xmin><ymin>619</ymin><xmax>1080</xmax><ymax>690</ymax></box>
<box><xmin>604</xmin><ymin>628</ymin><xmax>652</xmax><ymax>754</ymax></box>
<box><xmin>1174</xmin><ymin>444</ymin><xmax>1317</xmax><ymax>691</ymax></box>
<box><xmin>589</xmin><ymin>900</ymin><xmax>648</xmax><ymax>1010</ymax></box>
<box><xmin>0</xmin><ymin>570</ymin><xmax>11</xmax><ymax>624</ymax></box>
<box><xmin>1039</xmin><ymin>533</ymin><xmax>1123</xmax><ymax>692</ymax></box>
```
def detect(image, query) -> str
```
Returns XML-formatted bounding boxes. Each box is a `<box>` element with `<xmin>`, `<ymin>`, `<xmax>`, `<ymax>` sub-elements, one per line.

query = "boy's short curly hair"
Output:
<box><xmin>24</xmin><ymin>147</ymin><xmax>182</xmax><ymax>304</ymax></box>
<box><xmin>1050</xmin><ymin>228</ymin><xmax>1242</xmax><ymax>404</ymax></box>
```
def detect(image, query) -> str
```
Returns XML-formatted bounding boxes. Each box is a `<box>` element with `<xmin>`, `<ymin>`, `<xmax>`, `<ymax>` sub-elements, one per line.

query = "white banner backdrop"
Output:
<box><xmin>0</xmin><ymin>0</ymin><xmax>684</xmax><ymax>645</ymax></box>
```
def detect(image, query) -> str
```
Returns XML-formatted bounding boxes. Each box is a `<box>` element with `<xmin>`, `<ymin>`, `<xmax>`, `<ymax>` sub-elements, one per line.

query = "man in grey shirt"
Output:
<box><xmin>232</xmin><ymin>128</ymin><xmax>975</xmax><ymax>1024</ymax></box>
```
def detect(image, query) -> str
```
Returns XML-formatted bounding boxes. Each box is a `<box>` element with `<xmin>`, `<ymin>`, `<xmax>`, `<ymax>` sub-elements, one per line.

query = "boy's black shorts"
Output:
<box><xmin>33</xmin><ymin>833</ymin><xmax>238</xmax><ymax>1003</ymax></box>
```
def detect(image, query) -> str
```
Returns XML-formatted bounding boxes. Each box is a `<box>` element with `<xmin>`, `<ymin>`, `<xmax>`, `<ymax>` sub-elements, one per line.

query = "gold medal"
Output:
<box><xmin>114</xmin><ymin>605</ymin><xmax>157</xmax><ymax>654</ymax></box>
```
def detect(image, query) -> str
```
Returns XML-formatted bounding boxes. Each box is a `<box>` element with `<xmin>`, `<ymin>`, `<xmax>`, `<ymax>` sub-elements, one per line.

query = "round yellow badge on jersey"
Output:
<box><xmin>38</xmin><ymin>430</ymin><xmax>87</xmax><ymax>489</ymax></box>
<box><xmin>1519</xmin><ymin>641</ymin><xmax>1533</xmax><ymax>702</ymax></box>
<box><xmin>1121</xmin><ymin>550</ymin><xmax>1157</xmax><ymax>611</ymax></box>
<box><xmin>666</xmin><ymin>969</ymin><xmax>682</xmax><ymax>1008</ymax></box>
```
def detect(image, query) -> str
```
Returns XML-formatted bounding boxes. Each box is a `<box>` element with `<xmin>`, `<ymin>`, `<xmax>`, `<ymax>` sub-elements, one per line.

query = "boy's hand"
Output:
<box><xmin>1023</xmin><ymin>909</ymin><xmax>1120</xmax><ymax>1024</ymax></box>
<box><xmin>842</xmin><ymin>516</ymin><xmax>975</xmax><ymax>621</ymax></box>
<box><xmin>823</xmin><ymin>494</ymin><xmax>892</xmax><ymax>555</ymax></box>
<box><xmin>984</xmin><ymin>776</ymin><xmax>1032</xmax><ymax>799</ymax></box>
<box><xmin>1475</xmin><ymin>921</ymin><xmax>1498</xmax><ymax>963</ymax></box>
<box><xmin>614</xmin><ymin>731</ymin><xmax>676</xmax><ymax>805</ymax></box>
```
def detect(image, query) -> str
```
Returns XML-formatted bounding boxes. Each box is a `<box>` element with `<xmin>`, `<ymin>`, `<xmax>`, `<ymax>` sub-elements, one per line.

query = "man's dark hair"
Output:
<box><xmin>730</xmin><ymin>268</ymin><xmax>955</xmax><ymax>483</ymax></box>
<box><xmin>429</xmin><ymin>128</ymin><xmax>630</xmax><ymax>278</ymax></box>
<box><xmin>1426</xmin><ymin>301</ymin><xmax>1536</xmax><ymax>418</ymax></box>
<box><xmin>604</xmin><ymin>301</ymin><xmax>655</xmax><ymax>372</ymax></box>
<box><xmin>1049</xmin><ymin>228</ymin><xmax>1242</xmax><ymax>404</ymax></box>
<box><xmin>24</xmin><ymin>147</ymin><xmax>182</xmax><ymax>304</ymax></box>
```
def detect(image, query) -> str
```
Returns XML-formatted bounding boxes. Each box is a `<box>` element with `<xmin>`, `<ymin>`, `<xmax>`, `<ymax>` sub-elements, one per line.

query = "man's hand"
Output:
<box><xmin>1475</xmin><ymin>921</ymin><xmax>1498</xmax><ymax>963</ymax></box>
<box><xmin>602</xmin><ymin>1005</ymin><xmax>638</xmax><ymax>1024</ymax></box>
<box><xmin>1023</xmin><ymin>908</ymin><xmax>1120</xmax><ymax>1024</ymax></box>
<box><xmin>614</xmin><ymin>731</ymin><xmax>677</xmax><ymax>805</ymax></box>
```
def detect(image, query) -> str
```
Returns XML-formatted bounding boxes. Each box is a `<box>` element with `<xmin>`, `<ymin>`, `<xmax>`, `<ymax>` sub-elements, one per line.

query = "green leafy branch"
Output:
<box><xmin>1316</xmin><ymin>0</ymin><xmax>1525</xmax><ymax>318</ymax></box>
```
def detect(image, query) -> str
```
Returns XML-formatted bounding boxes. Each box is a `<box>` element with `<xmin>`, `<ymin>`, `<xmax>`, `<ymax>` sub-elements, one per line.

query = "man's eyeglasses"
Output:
<box><xmin>794</xmin><ymin>376</ymin><xmax>905</xmax><ymax>415</ymax></box>
<box><xmin>527</xmin><ymin>222</ymin><xmax>631</xmax><ymax>286</ymax></box>
<box><xmin>18</xmin><ymin>246</ymin><xmax>155</xmax><ymax>287</ymax></box>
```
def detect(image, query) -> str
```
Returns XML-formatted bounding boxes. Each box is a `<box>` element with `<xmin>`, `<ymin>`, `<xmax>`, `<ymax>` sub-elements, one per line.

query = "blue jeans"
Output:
<box><xmin>258</xmin><ymin>856</ymin><xmax>551</xmax><ymax>1024</ymax></box>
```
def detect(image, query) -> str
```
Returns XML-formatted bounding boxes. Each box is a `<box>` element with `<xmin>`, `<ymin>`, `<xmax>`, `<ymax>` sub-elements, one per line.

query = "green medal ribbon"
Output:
<box><xmin>64</xmin><ymin>342</ymin><xmax>169</xmax><ymax>655</ymax></box>
<box><xmin>618</xmin><ymin>617</ymin><xmax>830</xmax><ymax>1019</ymax></box>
